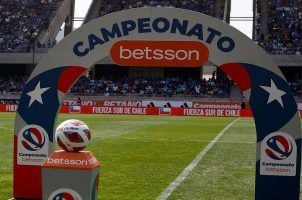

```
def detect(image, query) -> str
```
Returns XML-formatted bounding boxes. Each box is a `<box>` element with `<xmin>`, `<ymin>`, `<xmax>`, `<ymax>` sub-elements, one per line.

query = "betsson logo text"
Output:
<box><xmin>110</xmin><ymin>40</ymin><xmax>209</xmax><ymax>67</ymax></box>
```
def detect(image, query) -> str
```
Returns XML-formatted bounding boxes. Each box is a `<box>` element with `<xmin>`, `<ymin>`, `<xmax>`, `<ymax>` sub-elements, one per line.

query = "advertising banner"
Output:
<box><xmin>63</xmin><ymin>100</ymin><xmax>142</xmax><ymax>107</ymax></box>
<box><xmin>0</xmin><ymin>104</ymin><xmax>18</xmax><ymax>112</ymax></box>
<box><xmin>142</xmin><ymin>100</ymin><xmax>192</xmax><ymax>108</ymax></box>
<box><xmin>60</xmin><ymin>106</ymin><xmax>253</xmax><ymax>117</ymax></box>
<box><xmin>192</xmin><ymin>102</ymin><xmax>242</xmax><ymax>109</ymax></box>
<box><xmin>0</xmin><ymin>104</ymin><xmax>258</xmax><ymax>117</ymax></box>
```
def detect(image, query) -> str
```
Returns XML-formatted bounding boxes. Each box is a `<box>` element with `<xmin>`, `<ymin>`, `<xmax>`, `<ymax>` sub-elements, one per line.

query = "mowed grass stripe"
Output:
<box><xmin>157</xmin><ymin>118</ymin><xmax>241</xmax><ymax>200</ymax></box>
<box><xmin>0</xmin><ymin>113</ymin><xmax>14</xmax><ymax>198</ymax></box>
<box><xmin>111</xmin><ymin>137</ymin><xmax>255</xmax><ymax>144</ymax></box>
<box><xmin>85</xmin><ymin>116</ymin><xmax>235</xmax><ymax>199</ymax></box>
<box><xmin>168</xmin><ymin>118</ymin><xmax>256</xmax><ymax>200</ymax></box>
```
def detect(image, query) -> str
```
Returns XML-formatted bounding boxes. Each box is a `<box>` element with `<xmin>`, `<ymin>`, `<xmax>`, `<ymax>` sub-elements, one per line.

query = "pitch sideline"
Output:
<box><xmin>156</xmin><ymin>117</ymin><xmax>241</xmax><ymax>200</ymax></box>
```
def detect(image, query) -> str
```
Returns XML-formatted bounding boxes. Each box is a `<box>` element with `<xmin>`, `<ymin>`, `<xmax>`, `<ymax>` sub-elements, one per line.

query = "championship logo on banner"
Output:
<box><xmin>260</xmin><ymin>132</ymin><xmax>297</xmax><ymax>176</ymax></box>
<box><xmin>17</xmin><ymin>125</ymin><xmax>49</xmax><ymax>165</ymax></box>
<box><xmin>48</xmin><ymin>188</ymin><xmax>82</xmax><ymax>200</ymax></box>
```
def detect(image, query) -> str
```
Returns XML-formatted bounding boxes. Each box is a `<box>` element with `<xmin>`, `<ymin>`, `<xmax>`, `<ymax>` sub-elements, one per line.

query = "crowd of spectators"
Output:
<box><xmin>256</xmin><ymin>0</ymin><xmax>302</xmax><ymax>54</ymax></box>
<box><xmin>3</xmin><ymin>0</ymin><xmax>302</xmax><ymax>55</ymax></box>
<box><xmin>0</xmin><ymin>0</ymin><xmax>62</xmax><ymax>53</ymax></box>
<box><xmin>97</xmin><ymin>0</ymin><xmax>219</xmax><ymax>19</ymax></box>
<box><xmin>2</xmin><ymin>73</ymin><xmax>302</xmax><ymax>99</ymax></box>
<box><xmin>0</xmin><ymin>74</ymin><xmax>231</xmax><ymax>98</ymax></box>
<box><xmin>70</xmin><ymin>75</ymin><xmax>231</xmax><ymax>97</ymax></box>
<box><xmin>0</xmin><ymin>0</ymin><xmax>223</xmax><ymax>53</ymax></box>
<box><xmin>289</xmin><ymin>78</ymin><xmax>302</xmax><ymax>98</ymax></box>
<box><xmin>0</xmin><ymin>74</ymin><xmax>27</xmax><ymax>95</ymax></box>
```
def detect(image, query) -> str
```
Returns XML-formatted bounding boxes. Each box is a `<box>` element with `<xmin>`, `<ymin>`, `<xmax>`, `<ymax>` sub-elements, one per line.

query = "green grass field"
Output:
<box><xmin>0</xmin><ymin>112</ymin><xmax>279</xmax><ymax>199</ymax></box>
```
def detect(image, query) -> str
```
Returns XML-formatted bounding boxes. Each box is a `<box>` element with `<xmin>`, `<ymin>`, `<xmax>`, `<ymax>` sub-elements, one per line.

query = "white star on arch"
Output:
<box><xmin>26</xmin><ymin>81</ymin><xmax>50</xmax><ymax>107</ymax></box>
<box><xmin>260</xmin><ymin>79</ymin><xmax>286</xmax><ymax>108</ymax></box>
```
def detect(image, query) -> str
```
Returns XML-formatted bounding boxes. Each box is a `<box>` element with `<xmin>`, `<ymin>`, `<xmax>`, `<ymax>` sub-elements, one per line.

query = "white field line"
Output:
<box><xmin>156</xmin><ymin>117</ymin><xmax>241</xmax><ymax>200</ymax></box>
<box><xmin>0</xmin><ymin>123</ymin><xmax>13</xmax><ymax>131</ymax></box>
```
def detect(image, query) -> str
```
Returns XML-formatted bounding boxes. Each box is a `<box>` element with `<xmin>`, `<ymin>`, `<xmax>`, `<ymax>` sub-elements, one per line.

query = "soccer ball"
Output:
<box><xmin>55</xmin><ymin>119</ymin><xmax>91</xmax><ymax>152</ymax></box>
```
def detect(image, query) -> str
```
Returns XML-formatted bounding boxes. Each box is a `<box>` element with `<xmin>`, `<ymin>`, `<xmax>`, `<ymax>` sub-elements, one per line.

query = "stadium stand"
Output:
<box><xmin>0</xmin><ymin>74</ymin><xmax>26</xmax><ymax>93</ymax></box>
<box><xmin>0</xmin><ymin>0</ymin><xmax>64</xmax><ymax>53</ymax></box>
<box><xmin>0</xmin><ymin>0</ymin><xmax>301</xmax><ymax>103</ymax></box>
<box><xmin>253</xmin><ymin>0</ymin><xmax>302</xmax><ymax>101</ymax></box>
<box><xmin>1</xmin><ymin>72</ymin><xmax>302</xmax><ymax>100</ymax></box>
<box><xmin>70</xmin><ymin>75</ymin><xmax>231</xmax><ymax>97</ymax></box>
<box><xmin>2</xmin><ymin>74</ymin><xmax>302</xmax><ymax>102</ymax></box>
<box><xmin>82</xmin><ymin>0</ymin><xmax>227</xmax><ymax>23</ymax></box>
<box><xmin>255</xmin><ymin>0</ymin><xmax>302</xmax><ymax>55</ymax></box>
<box><xmin>0</xmin><ymin>74</ymin><xmax>232</xmax><ymax>99</ymax></box>
<box><xmin>97</xmin><ymin>0</ymin><xmax>217</xmax><ymax>18</ymax></box>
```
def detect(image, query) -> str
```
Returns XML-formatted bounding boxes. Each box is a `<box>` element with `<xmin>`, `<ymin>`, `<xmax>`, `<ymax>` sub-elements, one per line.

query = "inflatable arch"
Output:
<box><xmin>13</xmin><ymin>7</ymin><xmax>301</xmax><ymax>199</ymax></box>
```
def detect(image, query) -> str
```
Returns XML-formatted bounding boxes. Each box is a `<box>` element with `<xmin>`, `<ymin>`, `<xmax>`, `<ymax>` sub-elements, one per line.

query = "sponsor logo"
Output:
<box><xmin>265</xmin><ymin>135</ymin><xmax>293</xmax><ymax>160</ymax></box>
<box><xmin>103</xmin><ymin>100</ymin><xmax>142</xmax><ymax>107</ymax></box>
<box><xmin>63</xmin><ymin>127</ymin><xmax>79</xmax><ymax>131</ymax></box>
<box><xmin>63</xmin><ymin>100</ymin><xmax>143</xmax><ymax>107</ymax></box>
<box><xmin>73</xmin><ymin>17</ymin><xmax>235</xmax><ymax>57</ymax></box>
<box><xmin>46</xmin><ymin>157</ymin><xmax>98</xmax><ymax>166</ymax></box>
<box><xmin>110</xmin><ymin>40</ymin><xmax>208</xmax><ymax>67</ymax></box>
<box><xmin>260</xmin><ymin>132</ymin><xmax>297</xmax><ymax>176</ymax></box>
<box><xmin>48</xmin><ymin>188</ymin><xmax>82</xmax><ymax>200</ymax></box>
<box><xmin>192</xmin><ymin>102</ymin><xmax>241</xmax><ymax>109</ymax></box>
<box><xmin>17</xmin><ymin>125</ymin><xmax>49</xmax><ymax>166</ymax></box>
<box><xmin>63</xmin><ymin>100</ymin><xmax>94</xmax><ymax>106</ymax></box>
<box><xmin>21</xmin><ymin>127</ymin><xmax>45</xmax><ymax>151</ymax></box>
